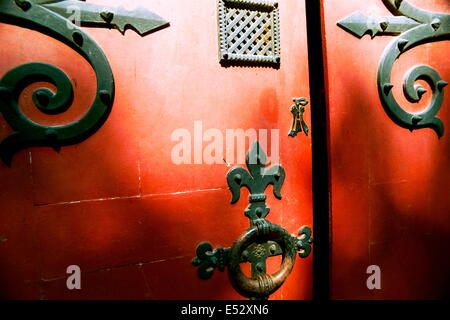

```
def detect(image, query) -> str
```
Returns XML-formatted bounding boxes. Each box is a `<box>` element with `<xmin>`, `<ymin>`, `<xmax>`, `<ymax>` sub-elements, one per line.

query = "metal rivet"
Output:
<box><xmin>437</xmin><ymin>80</ymin><xmax>448</xmax><ymax>91</ymax></box>
<box><xmin>255</xmin><ymin>208</ymin><xmax>263</xmax><ymax>218</ymax></box>
<box><xmin>395</xmin><ymin>0</ymin><xmax>403</xmax><ymax>8</ymax></box>
<box><xmin>35</xmin><ymin>91</ymin><xmax>50</xmax><ymax>107</ymax></box>
<box><xmin>269</xmin><ymin>245</ymin><xmax>277</xmax><ymax>255</ymax></box>
<box><xmin>431</xmin><ymin>18</ymin><xmax>441</xmax><ymax>31</ymax></box>
<box><xmin>45</xmin><ymin>129</ymin><xmax>58</xmax><ymax>140</ymax></box>
<box><xmin>72</xmin><ymin>31</ymin><xmax>84</xmax><ymax>46</ymax></box>
<box><xmin>0</xmin><ymin>87</ymin><xmax>11</xmax><ymax>98</ymax></box>
<box><xmin>15</xmin><ymin>0</ymin><xmax>31</xmax><ymax>11</ymax></box>
<box><xmin>416</xmin><ymin>86</ymin><xmax>427</xmax><ymax>99</ymax></box>
<box><xmin>256</xmin><ymin>263</ymin><xmax>264</xmax><ymax>272</ymax></box>
<box><xmin>411</xmin><ymin>115</ymin><xmax>423</xmax><ymax>125</ymax></box>
<box><xmin>397</xmin><ymin>39</ymin><xmax>408</xmax><ymax>52</ymax></box>
<box><xmin>99</xmin><ymin>90</ymin><xmax>111</xmax><ymax>106</ymax></box>
<box><xmin>100</xmin><ymin>11</ymin><xmax>114</xmax><ymax>23</ymax></box>
<box><xmin>383</xmin><ymin>83</ymin><xmax>394</xmax><ymax>95</ymax></box>
<box><xmin>242</xmin><ymin>251</ymin><xmax>249</xmax><ymax>260</ymax></box>
<box><xmin>234</xmin><ymin>174</ymin><xmax>242</xmax><ymax>185</ymax></box>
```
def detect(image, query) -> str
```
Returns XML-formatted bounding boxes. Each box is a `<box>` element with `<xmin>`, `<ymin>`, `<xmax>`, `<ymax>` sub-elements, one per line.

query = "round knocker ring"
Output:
<box><xmin>227</xmin><ymin>221</ymin><xmax>297</xmax><ymax>299</ymax></box>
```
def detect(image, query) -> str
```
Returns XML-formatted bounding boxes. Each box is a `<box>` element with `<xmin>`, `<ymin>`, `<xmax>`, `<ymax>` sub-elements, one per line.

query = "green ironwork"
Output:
<box><xmin>227</xmin><ymin>220</ymin><xmax>297</xmax><ymax>300</ymax></box>
<box><xmin>191</xmin><ymin>242</ymin><xmax>230</xmax><ymax>280</ymax></box>
<box><xmin>40</xmin><ymin>0</ymin><xmax>169</xmax><ymax>36</ymax></box>
<box><xmin>192</xmin><ymin>141</ymin><xmax>313</xmax><ymax>300</ymax></box>
<box><xmin>0</xmin><ymin>0</ymin><xmax>169</xmax><ymax>166</ymax></box>
<box><xmin>227</xmin><ymin>140</ymin><xmax>285</xmax><ymax>223</ymax></box>
<box><xmin>218</xmin><ymin>0</ymin><xmax>281</xmax><ymax>67</ymax></box>
<box><xmin>295</xmin><ymin>225</ymin><xmax>313</xmax><ymax>258</ymax></box>
<box><xmin>337</xmin><ymin>0</ymin><xmax>449</xmax><ymax>137</ymax></box>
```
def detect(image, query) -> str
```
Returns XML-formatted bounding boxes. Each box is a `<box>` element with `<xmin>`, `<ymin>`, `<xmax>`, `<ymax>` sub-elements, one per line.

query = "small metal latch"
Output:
<box><xmin>288</xmin><ymin>98</ymin><xmax>309</xmax><ymax>137</ymax></box>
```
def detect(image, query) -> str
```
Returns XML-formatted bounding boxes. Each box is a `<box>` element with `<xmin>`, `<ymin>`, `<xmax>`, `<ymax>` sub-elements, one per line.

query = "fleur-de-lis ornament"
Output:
<box><xmin>227</xmin><ymin>141</ymin><xmax>285</xmax><ymax>222</ymax></box>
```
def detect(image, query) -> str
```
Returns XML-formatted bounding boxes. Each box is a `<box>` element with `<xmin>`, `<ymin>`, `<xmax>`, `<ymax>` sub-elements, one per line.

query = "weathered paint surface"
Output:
<box><xmin>323</xmin><ymin>0</ymin><xmax>450</xmax><ymax>299</ymax></box>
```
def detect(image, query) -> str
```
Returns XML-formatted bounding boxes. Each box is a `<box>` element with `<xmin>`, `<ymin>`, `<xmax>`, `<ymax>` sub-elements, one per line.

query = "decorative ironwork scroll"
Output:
<box><xmin>192</xmin><ymin>141</ymin><xmax>312</xmax><ymax>300</ymax></box>
<box><xmin>218</xmin><ymin>0</ymin><xmax>281</xmax><ymax>67</ymax></box>
<box><xmin>338</xmin><ymin>0</ymin><xmax>449</xmax><ymax>137</ymax></box>
<box><xmin>0</xmin><ymin>0</ymin><xmax>169</xmax><ymax>166</ymax></box>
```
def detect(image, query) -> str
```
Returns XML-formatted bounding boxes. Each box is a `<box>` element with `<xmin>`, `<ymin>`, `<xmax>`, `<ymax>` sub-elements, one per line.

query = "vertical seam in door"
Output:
<box><xmin>305</xmin><ymin>0</ymin><xmax>331</xmax><ymax>300</ymax></box>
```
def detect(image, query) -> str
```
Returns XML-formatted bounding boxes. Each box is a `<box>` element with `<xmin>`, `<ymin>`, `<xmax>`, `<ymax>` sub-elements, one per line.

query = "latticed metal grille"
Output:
<box><xmin>218</xmin><ymin>0</ymin><xmax>280</xmax><ymax>66</ymax></box>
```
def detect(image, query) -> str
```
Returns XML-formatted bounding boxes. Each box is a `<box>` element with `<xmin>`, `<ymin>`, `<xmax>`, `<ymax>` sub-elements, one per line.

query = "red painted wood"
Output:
<box><xmin>323</xmin><ymin>0</ymin><xmax>450</xmax><ymax>299</ymax></box>
<box><xmin>0</xmin><ymin>0</ymin><xmax>313</xmax><ymax>299</ymax></box>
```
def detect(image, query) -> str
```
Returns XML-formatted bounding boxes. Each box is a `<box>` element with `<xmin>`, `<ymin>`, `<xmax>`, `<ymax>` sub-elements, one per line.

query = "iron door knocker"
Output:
<box><xmin>192</xmin><ymin>141</ymin><xmax>313</xmax><ymax>300</ymax></box>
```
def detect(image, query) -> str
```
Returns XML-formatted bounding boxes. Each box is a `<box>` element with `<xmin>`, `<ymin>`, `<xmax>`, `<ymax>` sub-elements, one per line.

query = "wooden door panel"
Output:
<box><xmin>323</xmin><ymin>0</ymin><xmax>450</xmax><ymax>299</ymax></box>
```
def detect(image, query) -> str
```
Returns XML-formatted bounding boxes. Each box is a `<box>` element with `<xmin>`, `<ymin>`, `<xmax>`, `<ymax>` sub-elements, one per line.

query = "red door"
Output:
<box><xmin>1</xmin><ymin>0</ymin><xmax>449</xmax><ymax>301</ymax></box>
<box><xmin>323</xmin><ymin>0</ymin><xmax>450</xmax><ymax>299</ymax></box>
<box><xmin>0</xmin><ymin>0</ymin><xmax>313</xmax><ymax>299</ymax></box>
